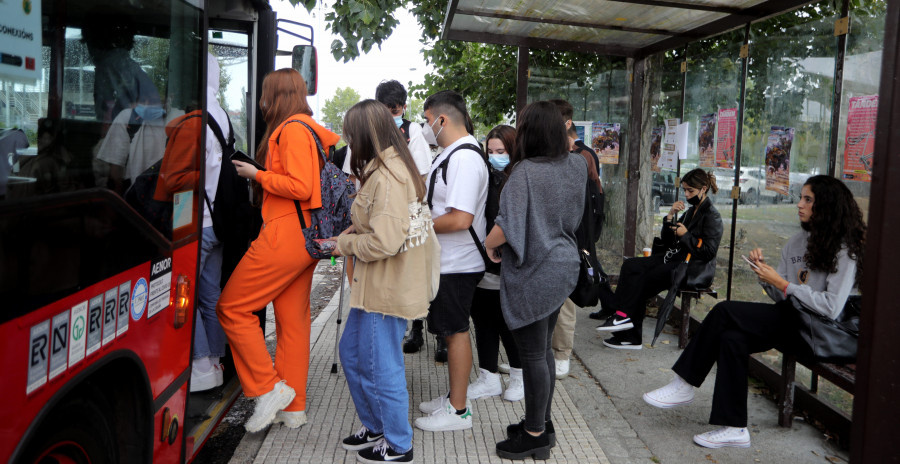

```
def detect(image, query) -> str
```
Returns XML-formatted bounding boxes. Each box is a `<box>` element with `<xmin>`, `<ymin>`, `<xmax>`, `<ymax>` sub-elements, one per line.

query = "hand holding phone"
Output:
<box><xmin>230</xmin><ymin>150</ymin><xmax>266</xmax><ymax>171</ymax></box>
<box><xmin>741</xmin><ymin>254</ymin><xmax>760</xmax><ymax>271</ymax></box>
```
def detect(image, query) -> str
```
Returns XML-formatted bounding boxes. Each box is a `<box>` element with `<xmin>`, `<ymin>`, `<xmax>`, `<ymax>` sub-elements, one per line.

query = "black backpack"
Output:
<box><xmin>427</xmin><ymin>143</ymin><xmax>503</xmax><ymax>274</ymax></box>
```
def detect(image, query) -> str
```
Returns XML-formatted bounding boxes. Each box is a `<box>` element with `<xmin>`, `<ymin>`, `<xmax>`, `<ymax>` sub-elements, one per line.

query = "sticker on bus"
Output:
<box><xmin>27</xmin><ymin>320</ymin><xmax>50</xmax><ymax>395</ymax></box>
<box><xmin>117</xmin><ymin>281</ymin><xmax>131</xmax><ymax>336</ymax></box>
<box><xmin>48</xmin><ymin>310</ymin><xmax>70</xmax><ymax>380</ymax></box>
<box><xmin>148</xmin><ymin>257</ymin><xmax>172</xmax><ymax>319</ymax></box>
<box><xmin>102</xmin><ymin>287</ymin><xmax>118</xmax><ymax>345</ymax></box>
<box><xmin>132</xmin><ymin>278</ymin><xmax>148</xmax><ymax>321</ymax></box>
<box><xmin>173</xmin><ymin>190</ymin><xmax>194</xmax><ymax>230</ymax></box>
<box><xmin>85</xmin><ymin>294</ymin><xmax>103</xmax><ymax>357</ymax></box>
<box><xmin>68</xmin><ymin>301</ymin><xmax>88</xmax><ymax>367</ymax></box>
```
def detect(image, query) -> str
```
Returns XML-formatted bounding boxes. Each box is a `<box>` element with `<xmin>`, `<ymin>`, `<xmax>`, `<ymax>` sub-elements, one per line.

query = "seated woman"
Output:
<box><xmin>642</xmin><ymin>175</ymin><xmax>864</xmax><ymax>448</ymax></box>
<box><xmin>596</xmin><ymin>169</ymin><xmax>723</xmax><ymax>349</ymax></box>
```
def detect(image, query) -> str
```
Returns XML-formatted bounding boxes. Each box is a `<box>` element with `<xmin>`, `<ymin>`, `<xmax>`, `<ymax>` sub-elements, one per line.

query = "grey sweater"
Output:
<box><xmin>495</xmin><ymin>154</ymin><xmax>588</xmax><ymax>330</ymax></box>
<box><xmin>761</xmin><ymin>230</ymin><xmax>857</xmax><ymax>319</ymax></box>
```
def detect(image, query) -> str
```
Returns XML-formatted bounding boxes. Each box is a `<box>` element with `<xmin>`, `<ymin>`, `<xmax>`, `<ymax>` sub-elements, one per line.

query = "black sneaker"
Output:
<box><xmin>341</xmin><ymin>426</ymin><xmax>384</xmax><ymax>451</ymax></box>
<box><xmin>356</xmin><ymin>439</ymin><xmax>413</xmax><ymax>463</ymax></box>
<box><xmin>434</xmin><ymin>336</ymin><xmax>448</xmax><ymax>363</ymax></box>
<box><xmin>496</xmin><ymin>425</ymin><xmax>552</xmax><ymax>460</ymax></box>
<box><xmin>603</xmin><ymin>334</ymin><xmax>643</xmax><ymax>350</ymax></box>
<box><xmin>588</xmin><ymin>307</ymin><xmax>614</xmax><ymax>320</ymax></box>
<box><xmin>595</xmin><ymin>312</ymin><xmax>633</xmax><ymax>332</ymax></box>
<box><xmin>402</xmin><ymin>327</ymin><xmax>424</xmax><ymax>354</ymax></box>
<box><xmin>507</xmin><ymin>419</ymin><xmax>556</xmax><ymax>448</ymax></box>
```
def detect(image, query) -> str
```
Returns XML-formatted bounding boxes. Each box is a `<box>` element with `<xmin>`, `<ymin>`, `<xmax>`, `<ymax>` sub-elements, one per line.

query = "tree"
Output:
<box><xmin>321</xmin><ymin>86</ymin><xmax>361</xmax><ymax>135</ymax></box>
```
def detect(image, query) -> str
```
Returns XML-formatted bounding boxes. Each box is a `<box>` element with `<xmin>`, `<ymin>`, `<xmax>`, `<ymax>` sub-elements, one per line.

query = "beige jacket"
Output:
<box><xmin>336</xmin><ymin>147</ymin><xmax>440</xmax><ymax>319</ymax></box>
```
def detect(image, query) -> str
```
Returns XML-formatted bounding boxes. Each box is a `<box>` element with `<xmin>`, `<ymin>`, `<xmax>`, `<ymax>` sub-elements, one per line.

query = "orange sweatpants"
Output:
<box><xmin>217</xmin><ymin>212</ymin><xmax>316</xmax><ymax>412</ymax></box>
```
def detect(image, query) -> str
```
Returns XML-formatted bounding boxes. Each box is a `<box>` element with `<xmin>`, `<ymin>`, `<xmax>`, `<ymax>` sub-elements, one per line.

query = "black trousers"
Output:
<box><xmin>470</xmin><ymin>287</ymin><xmax>521</xmax><ymax>371</ymax></box>
<box><xmin>614</xmin><ymin>255</ymin><xmax>680</xmax><ymax>336</ymax></box>
<box><xmin>672</xmin><ymin>299</ymin><xmax>798</xmax><ymax>427</ymax></box>
<box><xmin>511</xmin><ymin>309</ymin><xmax>560</xmax><ymax>433</ymax></box>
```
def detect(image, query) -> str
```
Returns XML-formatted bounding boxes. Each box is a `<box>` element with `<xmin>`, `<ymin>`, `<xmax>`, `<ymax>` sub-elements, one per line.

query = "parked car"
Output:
<box><xmin>651</xmin><ymin>171</ymin><xmax>678</xmax><ymax>211</ymax></box>
<box><xmin>788</xmin><ymin>172</ymin><xmax>811</xmax><ymax>203</ymax></box>
<box><xmin>738</xmin><ymin>167</ymin><xmax>781</xmax><ymax>204</ymax></box>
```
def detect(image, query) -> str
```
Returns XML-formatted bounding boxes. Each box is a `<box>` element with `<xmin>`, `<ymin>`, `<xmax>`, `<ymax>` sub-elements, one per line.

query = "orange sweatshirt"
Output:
<box><xmin>255</xmin><ymin>114</ymin><xmax>340</xmax><ymax>223</ymax></box>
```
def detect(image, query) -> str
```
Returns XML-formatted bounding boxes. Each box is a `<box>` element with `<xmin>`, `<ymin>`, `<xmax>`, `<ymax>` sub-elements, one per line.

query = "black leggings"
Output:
<box><xmin>511</xmin><ymin>309</ymin><xmax>560</xmax><ymax>433</ymax></box>
<box><xmin>613</xmin><ymin>255</ymin><xmax>679</xmax><ymax>336</ymax></box>
<box><xmin>470</xmin><ymin>287</ymin><xmax>521</xmax><ymax>371</ymax></box>
<box><xmin>673</xmin><ymin>299</ymin><xmax>798</xmax><ymax>427</ymax></box>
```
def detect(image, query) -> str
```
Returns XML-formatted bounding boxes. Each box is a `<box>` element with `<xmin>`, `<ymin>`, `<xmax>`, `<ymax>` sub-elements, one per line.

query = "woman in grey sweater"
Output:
<box><xmin>485</xmin><ymin>101</ymin><xmax>587</xmax><ymax>460</ymax></box>
<box><xmin>643</xmin><ymin>175</ymin><xmax>866</xmax><ymax>449</ymax></box>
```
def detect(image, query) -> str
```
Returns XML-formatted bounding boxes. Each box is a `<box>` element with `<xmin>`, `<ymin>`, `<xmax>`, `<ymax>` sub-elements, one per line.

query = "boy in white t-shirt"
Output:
<box><xmin>413</xmin><ymin>90</ymin><xmax>488</xmax><ymax>433</ymax></box>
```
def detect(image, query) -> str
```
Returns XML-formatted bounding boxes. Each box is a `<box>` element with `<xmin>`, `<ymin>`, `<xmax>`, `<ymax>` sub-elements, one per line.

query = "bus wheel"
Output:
<box><xmin>24</xmin><ymin>395</ymin><xmax>117</xmax><ymax>464</ymax></box>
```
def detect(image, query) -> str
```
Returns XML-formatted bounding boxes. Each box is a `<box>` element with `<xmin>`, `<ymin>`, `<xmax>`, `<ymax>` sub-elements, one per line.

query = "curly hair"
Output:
<box><xmin>802</xmin><ymin>175</ymin><xmax>866</xmax><ymax>283</ymax></box>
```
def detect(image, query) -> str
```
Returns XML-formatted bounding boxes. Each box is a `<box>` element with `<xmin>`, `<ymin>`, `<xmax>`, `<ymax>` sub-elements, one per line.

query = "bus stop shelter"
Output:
<box><xmin>441</xmin><ymin>1</ymin><xmax>899</xmax><ymax>461</ymax></box>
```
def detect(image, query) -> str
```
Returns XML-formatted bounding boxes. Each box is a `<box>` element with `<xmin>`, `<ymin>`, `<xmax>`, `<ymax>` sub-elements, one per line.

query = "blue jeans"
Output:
<box><xmin>194</xmin><ymin>226</ymin><xmax>226</xmax><ymax>359</ymax></box>
<box><xmin>339</xmin><ymin>308</ymin><xmax>412</xmax><ymax>453</ymax></box>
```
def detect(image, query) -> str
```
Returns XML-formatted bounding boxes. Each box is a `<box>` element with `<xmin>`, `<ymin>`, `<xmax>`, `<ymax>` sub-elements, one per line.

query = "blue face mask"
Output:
<box><xmin>135</xmin><ymin>104</ymin><xmax>165</xmax><ymax>121</ymax></box>
<box><xmin>488</xmin><ymin>154</ymin><xmax>510</xmax><ymax>170</ymax></box>
<box><xmin>393</xmin><ymin>115</ymin><xmax>403</xmax><ymax>128</ymax></box>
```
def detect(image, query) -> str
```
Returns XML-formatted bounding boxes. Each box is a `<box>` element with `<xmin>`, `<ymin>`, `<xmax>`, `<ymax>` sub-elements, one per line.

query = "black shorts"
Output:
<box><xmin>427</xmin><ymin>272</ymin><xmax>484</xmax><ymax>337</ymax></box>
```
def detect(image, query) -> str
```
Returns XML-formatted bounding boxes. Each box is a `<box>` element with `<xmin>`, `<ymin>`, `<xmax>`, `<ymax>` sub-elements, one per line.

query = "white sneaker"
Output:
<box><xmin>214</xmin><ymin>363</ymin><xmax>224</xmax><ymax>387</ymax></box>
<box><xmin>467</xmin><ymin>368</ymin><xmax>503</xmax><ymax>399</ymax></box>
<box><xmin>272</xmin><ymin>410</ymin><xmax>307</xmax><ymax>429</ymax></box>
<box><xmin>503</xmin><ymin>368</ymin><xmax>524</xmax><ymax>402</ymax></box>
<box><xmin>693</xmin><ymin>427</ymin><xmax>751</xmax><ymax>448</ymax></box>
<box><xmin>643</xmin><ymin>375</ymin><xmax>695</xmax><ymax>409</ymax></box>
<box><xmin>555</xmin><ymin>359</ymin><xmax>570</xmax><ymax>380</ymax></box>
<box><xmin>190</xmin><ymin>365</ymin><xmax>218</xmax><ymax>392</ymax></box>
<box><xmin>245</xmin><ymin>380</ymin><xmax>296</xmax><ymax>433</ymax></box>
<box><xmin>498</xmin><ymin>363</ymin><xmax>511</xmax><ymax>374</ymax></box>
<box><xmin>419</xmin><ymin>393</ymin><xmax>470</xmax><ymax>414</ymax></box>
<box><xmin>414</xmin><ymin>398</ymin><xmax>473</xmax><ymax>432</ymax></box>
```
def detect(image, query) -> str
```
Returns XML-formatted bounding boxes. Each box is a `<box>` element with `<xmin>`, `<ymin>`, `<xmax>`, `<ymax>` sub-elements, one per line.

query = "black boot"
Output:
<box><xmin>496</xmin><ymin>424</ymin><xmax>551</xmax><ymax>460</ymax></box>
<box><xmin>507</xmin><ymin>420</ymin><xmax>556</xmax><ymax>448</ymax></box>
<box><xmin>434</xmin><ymin>336</ymin><xmax>448</xmax><ymax>363</ymax></box>
<box><xmin>402</xmin><ymin>319</ymin><xmax>424</xmax><ymax>353</ymax></box>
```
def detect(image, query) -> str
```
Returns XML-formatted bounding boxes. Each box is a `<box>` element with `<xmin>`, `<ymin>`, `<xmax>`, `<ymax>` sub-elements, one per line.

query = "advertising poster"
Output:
<box><xmin>649</xmin><ymin>126</ymin><xmax>664</xmax><ymax>173</ymax></box>
<box><xmin>591</xmin><ymin>122</ymin><xmax>621</xmax><ymax>164</ymax></box>
<box><xmin>698</xmin><ymin>113</ymin><xmax>717</xmax><ymax>167</ymax></box>
<box><xmin>675</xmin><ymin>122</ymin><xmax>689</xmax><ymax>160</ymax></box>
<box><xmin>715</xmin><ymin>108</ymin><xmax>738</xmax><ymax>168</ymax></box>
<box><xmin>659</xmin><ymin>118</ymin><xmax>679</xmax><ymax>171</ymax></box>
<box><xmin>764</xmin><ymin>126</ymin><xmax>793</xmax><ymax>196</ymax></box>
<box><xmin>0</xmin><ymin>0</ymin><xmax>42</xmax><ymax>81</ymax></box>
<box><xmin>842</xmin><ymin>95</ymin><xmax>878</xmax><ymax>183</ymax></box>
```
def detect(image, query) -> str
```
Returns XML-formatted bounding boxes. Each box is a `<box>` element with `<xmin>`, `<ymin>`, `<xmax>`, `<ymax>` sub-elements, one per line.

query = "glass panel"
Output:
<box><xmin>737</xmin><ymin>4</ymin><xmax>840</xmax><ymax>305</ymax></box>
<box><xmin>210</xmin><ymin>31</ymin><xmax>251</xmax><ymax>154</ymax></box>
<box><xmin>1</xmin><ymin>0</ymin><xmax>204</xmax><ymax>241</ymax></box>
<box><xmin>527</xmin><ymin>52</ymin><xmax>629</xmax><ymax>272</ymax></box>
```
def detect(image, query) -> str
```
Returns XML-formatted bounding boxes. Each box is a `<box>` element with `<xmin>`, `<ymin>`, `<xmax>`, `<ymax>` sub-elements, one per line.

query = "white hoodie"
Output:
<box><xmin>204</xmin><ymin>52</ymin><xmax>231</xmax><ymax>229</ymax></box>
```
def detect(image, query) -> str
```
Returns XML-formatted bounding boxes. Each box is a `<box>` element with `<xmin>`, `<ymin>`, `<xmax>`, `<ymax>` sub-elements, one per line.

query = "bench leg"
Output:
<box><xmin>679</xmin><ymin>295</ymin><xmax>692</xmax><ymax>349</ymax></box>
<box><xmin>779</xmin><ymin>353</ymin><xmax>797</xmax><ymax>427</ymax></box>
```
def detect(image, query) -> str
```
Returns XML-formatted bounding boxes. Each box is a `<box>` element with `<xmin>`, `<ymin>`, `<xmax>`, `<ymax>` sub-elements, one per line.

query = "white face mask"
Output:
<box><xmin>423</xmin><ymin>117</ymin><xmax>444</xmax><ymax>147</ymax></box>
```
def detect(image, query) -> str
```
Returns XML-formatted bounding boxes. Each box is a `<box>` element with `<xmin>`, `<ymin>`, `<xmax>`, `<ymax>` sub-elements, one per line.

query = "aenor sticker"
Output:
<box><xmin>131</xmin><ymin>278</ymin><xmax>148</xmax><ymax>321</ymax></box>
<box><xmin>148</xmin><ymin>257</ymin><xmax>172</xmax><ymax>318</ymax></box>
<box><xmin>117</xmin><ymin>281</ymin><xmax>131</xmax><ymax>336</ymax></box>
<box><xmin>48</xmin><ymin>310</ymin><xmax>70</xmax><ymax>380</ymax></box>
<box><xmin>85</xmin><ymin>294</ymin><xmax>103</xmax><ymax>357</ymax></box>
<box><xmin>27</xmin><ymin>320</ymin><xmax>50</xmax><ymax>394</ymax></box>
<box><xmin>68</xmin><ymin>301</ymin><xmax>88</xmax><ymax>367</ymax></box>
<box><xmin>102</xmin><ymin>287</ymin><xmax>118</xmax><ymax>345</ymax></box>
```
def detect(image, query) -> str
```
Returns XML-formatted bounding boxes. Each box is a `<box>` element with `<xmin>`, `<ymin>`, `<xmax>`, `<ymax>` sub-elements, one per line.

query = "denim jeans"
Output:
<box><xmin>193</xmin><ymin>226</ymin><xmax>226</xmax><ymax>359</ymax></box>
<box><xmin>339</xmin><ymin>307</ymin><xmax>412</xmax><ymax>453</ymax></box>
<box><xmin>511</xmin><ymin>309</ymin><xmax>560</xmax><ymax>433</ymax></box>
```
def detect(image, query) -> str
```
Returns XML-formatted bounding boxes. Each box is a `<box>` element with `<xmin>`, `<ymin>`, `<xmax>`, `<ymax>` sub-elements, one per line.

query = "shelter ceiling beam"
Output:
<box><xmin>445</xmin><ymin>29</ymin><xmax>639</xmax><ymax>57</ymax></box>
<box><xmin>607</xmin><ymin>0</ymin><xmax>744</xmax><ymax>14</ymax></box>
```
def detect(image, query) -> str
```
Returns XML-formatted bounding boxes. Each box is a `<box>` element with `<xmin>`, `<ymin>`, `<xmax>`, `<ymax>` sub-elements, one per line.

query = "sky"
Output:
<box><xmin>270</xmin><ymin>1</ymin><xmax>435</xmax><ymax>120</ymax></box>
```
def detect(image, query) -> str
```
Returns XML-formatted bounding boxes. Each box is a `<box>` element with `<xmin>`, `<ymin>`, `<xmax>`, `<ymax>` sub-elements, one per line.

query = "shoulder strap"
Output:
<box><xmin>277</xmin><ymin>118</ymin><xmax>328</xmax><ymax>231</ymax></box>
<box><xmin>400</xmin><ymin>119</ymin><xmax>412</xmax><ymax>143</ymax></box>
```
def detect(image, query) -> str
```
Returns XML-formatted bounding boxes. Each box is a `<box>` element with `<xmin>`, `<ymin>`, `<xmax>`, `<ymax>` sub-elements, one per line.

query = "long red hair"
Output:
<box><xmin>255</xmin><ymin>68</ymin><xmax>313</xmax><ymax>168</ymax></box>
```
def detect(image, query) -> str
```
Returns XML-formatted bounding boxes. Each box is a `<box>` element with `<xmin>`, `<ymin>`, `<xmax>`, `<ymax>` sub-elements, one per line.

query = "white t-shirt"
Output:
<box><xmin>341</xmin><ymin>120</ymin><xmax>432</xmax><ymax>176</ymax></box>
<box><xmin>96</xmin><ymin>108</ymin><xmax>184</xmax><ymax>182</ymax></box>
<box><xmin>428</xmin><ymin>134</ymin><xmax>488</xmax><ymax>274</ymax></box>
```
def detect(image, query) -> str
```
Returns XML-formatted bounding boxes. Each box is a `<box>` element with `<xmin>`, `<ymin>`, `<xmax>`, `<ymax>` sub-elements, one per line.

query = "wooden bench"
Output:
<box><xmin>675</xmin><ymin>288</ymin><xmax>717</xmax><ymax>348</ymax></box>
<box><xmin>778</xmin><ymin>354</ymin><xmax>856</xmax><ymax>432</ymax></box>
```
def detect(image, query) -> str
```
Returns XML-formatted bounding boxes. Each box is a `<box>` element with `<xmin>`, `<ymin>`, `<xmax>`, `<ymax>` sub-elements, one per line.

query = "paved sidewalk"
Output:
<box><xmin>243</xmin><ymin>285</ymin><xmax>620</xmax><ymax>463</ymax></box>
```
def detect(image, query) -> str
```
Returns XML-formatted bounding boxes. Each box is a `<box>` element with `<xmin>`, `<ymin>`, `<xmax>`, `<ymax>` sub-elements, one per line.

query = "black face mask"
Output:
<box><xmin>687</xmin><ymin>190</ymin><xmax>705</xmax><ymax>206</ymax></box>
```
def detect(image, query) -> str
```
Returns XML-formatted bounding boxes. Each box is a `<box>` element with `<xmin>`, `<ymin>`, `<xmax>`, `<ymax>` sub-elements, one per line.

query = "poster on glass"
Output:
<box><xmin>764</xmin><ymin>126</ymin><xmax>793</xmax><ymax>196</ymax></box>
<box><xmin>591</xmin><ymin>122</ymin><xmax>620</xmax><ymax>164</ymax></box>
<box><xmin>715</xmin><ymin>108</ymin><xmax>737</xmax><ymax>168</ymax></box>
<box><xmin>698</xmin><ymin>113</ymin><xmax>717</xmax><ymax>168</ymax></box>
<box><xmin>650</xmin><ymin>126</ymin><xmax>663</xmax><ymax>173</ymax></box>
<box><xmin>842</xmin><ymin>95</ymin><xmax>877</xmax><ymax>183</ymax></box>
<box><xmin>659</xmin><ymin>118</ymin><xmax>679</xmax><ymax>172</ymax></box>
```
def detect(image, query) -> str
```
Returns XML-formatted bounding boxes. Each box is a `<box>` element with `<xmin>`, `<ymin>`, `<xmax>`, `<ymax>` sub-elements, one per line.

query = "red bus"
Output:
<box><xmin>0</xmin><ymin>1</ymin><xmax>316</xmax><ymax>462</ymax></box>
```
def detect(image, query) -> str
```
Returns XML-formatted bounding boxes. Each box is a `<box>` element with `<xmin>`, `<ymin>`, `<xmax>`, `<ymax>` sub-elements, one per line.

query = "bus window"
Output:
<box><xmin>210</xmin><ymin>30</ymin><xmax>251</xmax><ymax>154</ymax></box>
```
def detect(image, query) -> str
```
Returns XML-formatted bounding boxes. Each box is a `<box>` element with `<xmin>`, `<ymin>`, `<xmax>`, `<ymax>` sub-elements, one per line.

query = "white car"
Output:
<box><xmin>738</xmin><ymin>167</ymin><xmax>782</xmax><ymax>204</ymax></box>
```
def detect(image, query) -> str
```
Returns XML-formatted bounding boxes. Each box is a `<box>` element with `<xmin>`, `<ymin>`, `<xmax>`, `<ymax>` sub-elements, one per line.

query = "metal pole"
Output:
<box><xmin>827</xmin><ymin>0</ymin><xmax>851</xmax><ymax>177</ymax></box>
<box><xmin>330</xmin><ymin>257</ymin><xmax>347</xmax><ymax>374</ymax></box>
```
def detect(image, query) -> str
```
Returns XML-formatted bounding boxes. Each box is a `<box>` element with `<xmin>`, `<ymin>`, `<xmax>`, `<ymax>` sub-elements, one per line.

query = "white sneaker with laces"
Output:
<box><xmin>503</xmin><ymin>368</ymin><xmax>524</xmax><ymax>402</ymax></box>
<box><xmin>643</xmin><ymin>375</ymin><xmax>695</xmax><ymax>409</ymax></box>
<box><xmin>555</xmin><ymin>358</ymin><xmax>570</xmax><ymax>380</ymax></box>
<box><xmin>244</xmin><ymin>380</ymin><xmax>296</xmax><ymax>433</ymax></box>
<box><xmin>413</xmin><ymin>398</ymin><xmax>472</xmax><ymax>432</ymax></box>
<box><xmin>190</xmin><ymin>365</ymin><xmax>218</xmax><ymax>393</ymax></box>
<box><xmin>498</xmin><ymin>363</ymin><xmax>511</xmax><ymax>374</ymax></box>
<box><xmin>467</xmin><ymin>368</ymin><xmax>503</xmax><ymax>399</ymax></box>
<box><xmin>272</xmin><ymin>410</ymin><xmax>307</xmax><ymax>429</ymax></box>
<box><xmin>693</xmin><ymin>427</ymin><xmax>751</xmax><ymax>448</ymax></box>
<box><xmin>418</xmin><ymin>393</ymin><xmax>470</xmax><ymax>414</ymax></box>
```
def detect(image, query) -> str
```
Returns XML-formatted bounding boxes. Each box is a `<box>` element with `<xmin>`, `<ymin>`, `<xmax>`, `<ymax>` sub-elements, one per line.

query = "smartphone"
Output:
<box><xmin>741</xmin><ymin>254</ymin><xmax>760</xmax><ymax>270</ymax></box>
<box><xmin>230</xmin><ymin>150</ymin><xmax>266</xmax><ymax>171</ymax></box>
<box><xmin>313</xmin><ymin>239</ymin><xmax>337</xmax><ymax>254</ymax></box>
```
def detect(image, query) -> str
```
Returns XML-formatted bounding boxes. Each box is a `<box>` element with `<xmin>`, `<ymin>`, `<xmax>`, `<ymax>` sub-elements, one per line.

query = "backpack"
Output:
<box><xmin>278</xmin><ymin>119</ymin><xmax>356</xmax><ymax>260</ymax></box>
<box><xmin>426</xmin><ymin>142</ymin><xmax>502</xmax><ymax>274</ymax></box>
<box><xmin>399</xmin><ymin>119</ymin><xmax>412</xmax><ymax>144</ymax></box>
<box><xmin>573</xmin><ymin>146</ymin><xmax>605</xmax><ymax>242</ymax></box>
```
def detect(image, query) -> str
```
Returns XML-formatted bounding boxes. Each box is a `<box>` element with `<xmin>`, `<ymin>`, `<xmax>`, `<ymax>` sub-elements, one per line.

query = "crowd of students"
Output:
<box><xmin>199</xmin><ymin>68</ymin><xmax>866</xmax><ymax>462</ymax></box>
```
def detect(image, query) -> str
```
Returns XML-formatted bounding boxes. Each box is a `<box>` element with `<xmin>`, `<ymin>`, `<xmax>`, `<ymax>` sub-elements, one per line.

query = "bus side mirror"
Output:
<box><xmin>292</xmin><ymin>45</ymin><xmax>317</xmax><ymax>96</ymax></box>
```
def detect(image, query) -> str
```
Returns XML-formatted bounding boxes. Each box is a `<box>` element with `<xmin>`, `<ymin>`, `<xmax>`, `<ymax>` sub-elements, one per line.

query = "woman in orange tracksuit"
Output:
<box><xmin>219</xmin><ymin>68</ymin><xmax>340</xmax><ymax>433</ymax></box>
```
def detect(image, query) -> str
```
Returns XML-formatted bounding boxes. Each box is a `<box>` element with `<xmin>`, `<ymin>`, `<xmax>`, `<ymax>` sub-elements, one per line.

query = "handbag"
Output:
<box><xmin>569</xmin><ymin>180</ymin><xmax>602</xmax><ymax>307</ymax></box>
<box><xmin>792</xmin><ymin>295</ymin><xmax>861</xmax><ymax>363</ymax></box>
